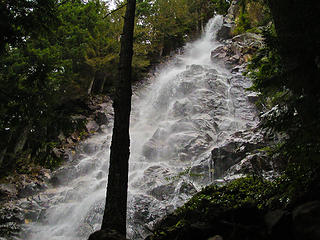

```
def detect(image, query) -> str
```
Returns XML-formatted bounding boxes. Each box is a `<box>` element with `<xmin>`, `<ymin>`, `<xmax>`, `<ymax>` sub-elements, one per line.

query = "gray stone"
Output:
<box><xmin>0</xmin><ymin>183</ymin><xmax>18</xmax><ymax>199</ymax></box>
<box><xmin>50</xmin><ymin>166</ymin><xmax>78</xmax><ymax>186</ymax></box>
<box><xmin>217</xmin><ymin>23</ymin><xmax>233</xmax><ymax>40</ymax></box>
<box><xmin>148</xmin><ymin>183</ymin><xmax>175</xmax><ymax>201</ymax></box>
<box><xmin>178</xmin><ymin>181</ymin><xmax>197</xmax><ymax>195</ymax></box>
<box><xmin>86</xmin><ymin>120</ymin><xmax>99</xmax><ymax>133</ymax></box>
<box><xmin>212</xmin><ymin>141</ymin><xmax>261</xmax><ymax>178</ymax></box>
<box><xmin>94</xmin><ymin>111</ymin><xmax>108</xmax><ymax>125</ymax></box>
<box><xmin>142</xmin><ymin>139</ymin><xmax>158</xmax><ymax>160</ymax></box>
<box><xmin>247</xmin><ymin>92</ymin><xmax>259</xmax><ymax>103</ymax></box>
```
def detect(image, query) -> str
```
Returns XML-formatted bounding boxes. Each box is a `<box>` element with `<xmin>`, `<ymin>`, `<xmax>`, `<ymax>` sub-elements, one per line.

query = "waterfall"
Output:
<box><xmin>22</xmin><ymin>15</ymin><xmax>258</xmax><ymax>240</ymax></box>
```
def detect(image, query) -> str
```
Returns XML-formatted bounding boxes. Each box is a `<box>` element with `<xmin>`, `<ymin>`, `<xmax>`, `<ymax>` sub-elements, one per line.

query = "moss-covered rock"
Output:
<box><xmin>146</xmin><ymin>173</ymin><xmax>320</xmax><ymax>240</ymax></box>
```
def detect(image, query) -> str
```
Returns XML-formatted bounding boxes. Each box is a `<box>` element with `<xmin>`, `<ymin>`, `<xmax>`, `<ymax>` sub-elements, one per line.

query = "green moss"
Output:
<box><xmin>150</xmin><ymin>169</ymin><xmax>320</xmax><ymax>240</ymax></box>
<box><xmin>232</xmin><ymin>0</ymin><xmax>272</xmax><ymax>35</ymax></box>
<box><xmin>176</xmin><ymin>176</ymin><xmax>277</xmax><ymax>217</ymax></box>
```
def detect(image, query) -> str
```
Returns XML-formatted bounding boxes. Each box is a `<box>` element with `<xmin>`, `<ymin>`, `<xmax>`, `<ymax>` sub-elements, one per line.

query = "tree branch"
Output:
<box><xmin>103</xmin><ymin>3</ymin><xmax>128</xmax><ymax>19</ymax></box>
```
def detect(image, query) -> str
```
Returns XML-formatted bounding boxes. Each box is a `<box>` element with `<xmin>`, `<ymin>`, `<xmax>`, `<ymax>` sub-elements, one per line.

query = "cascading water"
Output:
<box><xmin>22</xmin><ymin>15</ymin><xmax>258</xmax><ymax>240</ymax></box>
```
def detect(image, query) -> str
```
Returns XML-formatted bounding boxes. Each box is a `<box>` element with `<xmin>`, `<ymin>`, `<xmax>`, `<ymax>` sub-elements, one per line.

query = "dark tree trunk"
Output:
<box><xmin>88</xmin><ymin>0</ymin><xmax>136</xmax><ymax>239</ymax></box>
<box><xmin>266</xmin><ymin>0</ymin><xmax>320</xmax><ymax>121</ymax></box>
<box><xmin>91</xmin><ymin>70</ymin><xmax>107</xmax><ymax>95</ymax></box>
<box><xmin>266</xmin><ymin>0</ymin><xmax>320</xmax><ymax>93</ymax></box>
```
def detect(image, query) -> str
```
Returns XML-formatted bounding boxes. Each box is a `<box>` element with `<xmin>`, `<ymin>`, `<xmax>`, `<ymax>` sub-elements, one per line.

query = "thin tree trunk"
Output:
<box><xmin>88</xmin><ymin>0</ymin><xmax>136</xmax><ymax>238</ymax></box>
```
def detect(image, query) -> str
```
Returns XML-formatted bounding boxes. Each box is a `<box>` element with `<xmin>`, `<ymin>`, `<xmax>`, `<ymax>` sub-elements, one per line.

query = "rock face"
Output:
<box><xmin>0</xmin><ymin>170</ymin><xmax>51</xmax><ymax>239</ymax></box>
<box><xmin>224</xmin><ymin>0</ymin><xmax>239</xmax><ymax>24</ymax></box>
<box><xmin>211</xmin><ymin>32</ymin><xmax>264</xmax><ymax>69</ymax></box>
<box><xmin>216</xmin><ymin>0</ymin><xmax>238</xmax><ymax>41</ymax></box>
<box><xmin>211</xmin><ymin>127</ymin><xmax>275</xmax><ymax>179</ymax></box>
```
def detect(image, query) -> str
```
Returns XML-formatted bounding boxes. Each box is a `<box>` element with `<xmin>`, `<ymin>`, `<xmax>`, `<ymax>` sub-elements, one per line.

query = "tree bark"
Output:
<box><xmin>91</xmin><ymin>70</ymin><xmax>107</xmax><ymax>95</ymax></box>
<box><xmin>89</xmin><ymin>0</ymin><xmax>136</xmax><ymax>238</ymax></box>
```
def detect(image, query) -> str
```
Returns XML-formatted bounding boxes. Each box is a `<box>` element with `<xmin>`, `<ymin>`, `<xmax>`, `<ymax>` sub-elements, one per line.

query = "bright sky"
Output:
<box><xmin>104</xmin><ymin>0</ymin><xmax>117</xmax><ymax>9</ymax></box>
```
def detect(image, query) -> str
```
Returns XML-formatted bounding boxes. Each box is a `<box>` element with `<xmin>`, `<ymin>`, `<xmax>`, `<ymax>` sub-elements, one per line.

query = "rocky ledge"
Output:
<box><xmin>211</xmin><ymin>32</ymin><xmax>264</xmax><ymax>72</ymax></box>
<box><xmin>0</xmin><ymin>95</ymin><xmax>113</xmax><ymax>240</ymax></box>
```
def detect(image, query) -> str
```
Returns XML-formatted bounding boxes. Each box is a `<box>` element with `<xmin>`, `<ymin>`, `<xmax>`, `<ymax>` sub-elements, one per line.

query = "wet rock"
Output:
<box><xmin>186</xmin><ymin>64</ymin><xmax>204</xmax><ymax>74</ymax></box>
<box><xmin>217</xmin><ymin>23</ymin><xmax>233</xmax><ymax>41</ymax></box>
<box><xmin>77</xmin><ymin>222</ymin><xmax>94</xmax><ymax>238</ymax></box>
<box><xmin>52</xmin><ymin>147</ymin><xmax>64</xmax><ymax>158</ymax></box>
<box><xmin>247</xmin><ymin>92</ymin><xmax>259</xmax><ymax>103</ymax></box>
<box><xmin>0</xmin><ymin>205</ymin><xmax>24</xmax><ymax>224</ymax></box>
<box><xmin>18</xmin><ymin>182</ymin><xmax>46</xmax><ymax>198</ymax></box>
<box><xmin>212</xmin><ymin>141</ymin><xmax>261</xmax><ymax>178</ymax></box>
<box><xmin>178</xmin><ymin>81</ymin><xmax>195</xmax><ymax>95</ymax></box>
<box><xmin>224</xmin><ymin>0</ymin><xmax>239</xmax><ymax>24</ymax></box>
<box><xmin>148</xmin><ymin>183</ymin><xmax>175</xmax><ymax>201</ymax></box>
<box><xmin>83</xmin><ymin>142</ymin><xmax>98</xmax><ymax>155</ymax></box>
<box><xmin>50</xmin><ymin>166</ymin><xmax>78</xmax><ymax>186</ymax></box>
<box><xmin>0</xmin><ymin>184</ymin><xmax>18</xmax><ymax>200</ymax></box>
<box><xmin>129</xmin><ymin>194</ymin><xmax>156</xmax><ymax>224</ymax></box>
<box><xmin>95</xmin><ymin>171</ymin><xmax>105</xmax><ymax>180</ymax></box>
<box><xmin>86</xmin><ymin>120</ymin><xmax>99</xmax><ymax>133</ymax></box>
<box><xmin>190</xmin><ymin>162</ymin><xmax>210</xmax><ymax>184</ymax></box>
<box><xmin>84</xmin><ymin>199</ymin><xmax>104</xmax><ymax>226</ymax></box>
<box><xmin>212</xmin><ymin>32</ymin><xmax>264</xmax><ymax>68</ymax></box>
<box><xmin>178</xmin><ymin>181</ymin><xmax>197</xmax><ymax>195</ymax></box>
<box><xmin>225</xmin><ymin>152</ymin><xmax>272</xmax><ymax>177</ymax></box>
<box><xmin>142</xmin><ymin>139</ymin><xmax>158</xmax><ymax>160</ymax></box>
<box><xmin>95</xmin><ymin>111</ymin><xmax>108</xmax><ymax>126</ymax></box>
<box><xmin>171</xmin><ymin>99</ymin><xmax>193</xmax><ymax>117</ymax></box>
<box><xmin>0</xmin><ymin>222</ymin><xmax>21</xmax><ymax>239</ymax></box>
<box><xmin>0</xmin><ymin>204</ymin><xmax>24</xmax><ymax>239</ymax></box>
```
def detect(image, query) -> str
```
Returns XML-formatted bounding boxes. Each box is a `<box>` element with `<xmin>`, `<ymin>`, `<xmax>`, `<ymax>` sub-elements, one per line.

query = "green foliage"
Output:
<box><xmin>234</xmin><ymin>12</ymin><xmax>251</xmax><ymax>35</ymax></box>
<box><xmin>245</xmin><ymin>1</ymin><xmax>320</xmax><ymax>169</ymax></box>
<box><xmin>165</xmin><ymin>167</ymin><xmax>204</xmax><ymax>181</ymax></box>
<box><xmin>233</xmin><ymin>0</ymin><xmax>272</xmax><ymax>35</ymax></box>
<box><xmin>176</xmin><ymin>176</ymin><xmax>277</xmax><ymax>216</ymax></box>
<box><xmin>246</xmin><ymin>24</ymin><xmax>283</xmax><ymax>108</ymax></box>
<box><xmin>0</xmin><ymin>0</ymin><xmax>113</xmax><ymax>174</ymax></box>
<box><xmin>150</xmin><ymin>169</ymin><xmax>320</xmax><ymax>239</ymax></box>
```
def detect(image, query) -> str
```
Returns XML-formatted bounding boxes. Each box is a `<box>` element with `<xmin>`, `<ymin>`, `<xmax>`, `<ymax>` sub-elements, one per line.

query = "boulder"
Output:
<box><xmin>247</xmin><ymin>92</ymin><xmax>259</xmax><ymax>103</ymax></box>
<box><xmin>0</xmin><ymin>184</ymin><xmax>18</xmax><ymax>200</ymax></box>
<box><xmin>148</xmin><ymin>183</ymin><xmax>175</xmax><ymax>201</ymax></box>
<box><xmin>95</xmin><ymin>111</ymin><xmax>108</xmax><ymax>126</ymax></box>
<box><xmin>178</xmin><ymin>181</ymin><xmax>197</xmax><ymax>195</ymax></box>
<box><xmin>212</xmin><ymin>32</ymin><xmax>264</xmax><ymax>68</ymax></box>
<box><xmin>212</xmin><ymin>141</ymin><xmax>261</xmax><ymax>178</ymax></box>
<box><xmin>142</xmin><ymin>139</ymin><xmax>158</xmax><ymax>160</ymax></box>
<box><xmin>86</xmin><ymin>120</ymin><xmax>99</xmax><ymax>133</ymax></box>
<box><xmin>224</xmin><ymin>0</ymin><xmax>239</xmax><ymax>24</ymax></box>
<box><xmin>216</xmin><ymin>23</ymin><xmax>233</xmax><ymax>41</ymax></box>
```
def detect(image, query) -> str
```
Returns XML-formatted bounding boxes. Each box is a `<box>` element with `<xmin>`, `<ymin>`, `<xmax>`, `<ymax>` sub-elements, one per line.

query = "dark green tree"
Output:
<box><xmin>248</xmin><ymin>0</ymin><xmax>320</xmax><ymax>167</ymax></box>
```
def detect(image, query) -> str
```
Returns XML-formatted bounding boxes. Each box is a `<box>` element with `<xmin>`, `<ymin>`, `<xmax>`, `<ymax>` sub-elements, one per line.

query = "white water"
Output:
<box><xmin>23</xmin><ymin>16</ymin><xmax>257</xmax><ymax>240</ymax></box>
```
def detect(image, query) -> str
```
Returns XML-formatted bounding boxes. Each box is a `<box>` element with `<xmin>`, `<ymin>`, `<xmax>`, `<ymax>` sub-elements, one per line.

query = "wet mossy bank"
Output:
<box><xmin>146</xmin><ymin>171</ymin><xmax>320</xmax><ymax>240</ymax></box>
